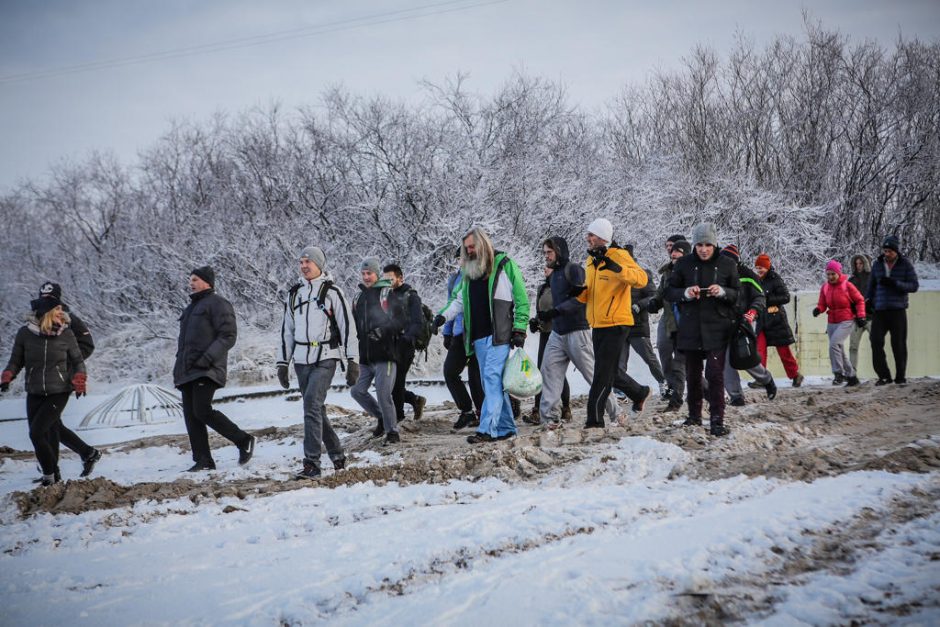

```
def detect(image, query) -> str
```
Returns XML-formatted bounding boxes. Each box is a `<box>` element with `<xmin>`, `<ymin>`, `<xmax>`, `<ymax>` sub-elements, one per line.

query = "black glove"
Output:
<box><xmin>0</xmin><ymin>382</ymin><xmax>8</xmax><ymax>393</ymax></box>
<box><xmin>443</xmin><ymin>334</ymin><xmax>453</xmax><ymax>350</ymax></box>
<box><xmin>433</xmin><ymin>314</ymin><xmax>446</xmax><ymax>329</ymax></box>
<box><xmin>510</xmin><ymin>331</ymin><xmax>526</xmax><ymax>348</ymax></box>
<box><xmin>855</xmin><ymin>317</ymin><xmax>867</xmax><ymax>329</ymax></box>
<box><xmin>879</xmin><ymin>276</ymin><xmax>896</xmax><ymax>288</ymax></box>
<box><xmin>647</xmin><ymin>300</ymin><xmax>661</xmax><ymax>314</ymax></box>
<box><xmin>537</xmin><ymin>308</ymin><xmax>559</xmax><ymax>322</ymax></box>
<box><xmin>598</xmin><ymin>257</ymin><xmax>622</xmax><ymax>273</ymax></box>
<box><xmin>812</xmin><ymin>307</ymin><xmax>821</xmax><ymax>318</ymax></box>
<box><xmin>528</xmin><ymin>318</ymin><xmax>540</xmax><ymax>333</ymax></box>
<box><xmin>568</xmin><ymin>285</ymin><xmax>586</xmax><ymax>297</ymax></box>
<box><xmin>345</xmin><ymin>360</ymin><xmax>359</xmax><ymax>387</ymax></box>
<box><xmin>276</xmin><ymin>364</ymin><xmax>290</xmax><ymax>390</ymax></box>
<box><xmin>587</xmin><ymin>246</ymin><xmax>608</xmax><ymax>261</ymax></box>
<box><xmin>367</xmin><ymin>327</ymin><xmax>384</xmax><ymax>342</ymax></box>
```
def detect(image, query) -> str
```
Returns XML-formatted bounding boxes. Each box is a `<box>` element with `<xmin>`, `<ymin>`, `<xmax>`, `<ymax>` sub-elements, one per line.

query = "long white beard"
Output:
<box><xmin>462</xmin><ymin>255</ymin><xmax>489</xmax><ymax>280</ymax></box>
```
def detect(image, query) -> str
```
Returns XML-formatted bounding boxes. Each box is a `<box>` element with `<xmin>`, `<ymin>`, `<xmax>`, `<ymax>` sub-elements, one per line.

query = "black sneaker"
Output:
<box><xmin>371</xmin><ymin>424</ymin><xmax>385</xmax><ymax>438</ymax></box>
<box><xmin>383</xmin><ymin>432</ymin><xmax>401</xmax><ymax>446</ymax></box>
<box><xmin>411</xmin><ymin>396</ymin><xmax>427</xmax><ymax>421</ymax></box>
<box><xmin>709</xmin><ymin>423</ymin><xmax>731</xmax><ymax>437</ymax></box>
<box><xmin>832</xmin><ymin>374</ymin><xmax>845</xmax><ymax>385</ymax></box>
<box><xmin>296</xmin><ymin>463</ymin><xmax>321</xmax><ymax>479</ymax></box>
<box><xmin>238</xmin><ymin>435</ymin><xmax>256</xmax><ymax>465</ymax></box>
<box><xmin>80</xmin><ymin>449</ymin><xmax>102</xmax><ymax>477</ymax></box>
<box><xmin>747</xmin><ymin>381</ymin><xmax>765</xmax><ymax>389</ymax></box>
<box><xmin>875</xmin><ymin>377</ymin><xmax>893</xmax><ymax>386</ymax></box>
<box><xmin>495</xmin><ymin>432</ymin><xmax>516</xmax><ymax>441</ymax></box>
<box><xmin>765</xmin><ymin>379</ymin><xmax>778</xmax><ymax>400</ymax></box>
<box><xmin>467</xmin><ymin>432</ymin><xmax>495</xmax><ymax>444</ymax></box>
<box><xmin>682</xmin><ymin>416</ymin><xmax>703</xmax><ymax>427</ymax></box>
<box><xmin>729</xmin><ymin>396</ymin><xmax>746</xmax><ymax>407</ymax></box>
<box><xmin>631</xmin><ymin>386</ymin><xmax>652</xmax><ymax>413</ymax></box>
<box><xmin>186</xmin><ymin>461</ymin><xmax>216</xmax><ymax>472</ymax></box>
<box><xmin>40</xmin><ymin>473</ymin><xmax>58</xmax><ymax>487</ymax></box>
<box><xmin>452</xmin><ymin>411</ymin><xmax>477</xmax><ymax>431</ymax></box>
<box><xmin>895</xmin><ymin>378</ymin><xmax>908</xmax><ymax>387</ymax></box>
<box><xmin>332</xmin><ymin>457</ymin><xmax>346</xmax><ymax>471</ymax></box>
<box><xmin>845</xmin><ymin>376</ymin><xmax>860</xmax><ymax>387</ymax></box>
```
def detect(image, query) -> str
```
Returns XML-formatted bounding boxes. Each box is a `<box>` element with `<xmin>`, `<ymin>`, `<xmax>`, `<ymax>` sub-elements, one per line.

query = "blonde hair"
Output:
<box><xmin>39</xmin><ymin>306</ymin><xmax>62</xmax><ymax>335</ymax></box>
<box><xmin>461</xmin><ymin>227</ymin><xmax>495</xmax><ymax>280</ymax></box>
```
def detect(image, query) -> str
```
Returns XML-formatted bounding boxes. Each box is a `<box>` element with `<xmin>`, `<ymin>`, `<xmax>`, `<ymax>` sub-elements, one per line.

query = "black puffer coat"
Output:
<box><xmin>173</xmin><ymin>289</ymin><xmax>237</xmax><ymax>388</ymax></box>
<box><xmin>759</xmin><ymin>268</ymin><xmax>795</xmax><ymax>346</ymax></box>
<box><xmin>4</xmin><ymin>313</ymin><xmax>86</xmax><ymax>395</ymax></box>
<box><xmin>666</xmin><ymin>250</ymin><xmax>740</xmax><ymax>352</ymax></box>
<box><xmin>353</xmin><ymin>279</ymin><xmax>406</xmax><ymax>365</ymax></box>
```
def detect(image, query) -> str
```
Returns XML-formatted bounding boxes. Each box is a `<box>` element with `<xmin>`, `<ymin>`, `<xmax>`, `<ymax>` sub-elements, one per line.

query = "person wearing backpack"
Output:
<box><xmin>526</xmin><ymin>263</ymin><xmax>571</xmax><ymax>425</ymax></box>
<box><xmin>383</xmin><ymin>264</ymin><xmax>428</xmax><ymax>427</ymax></box>
<box><xmin>814</xmin><ymin>260</ymin><xmax>866</xmax><ymax>386</ymax></box>
<box><xmin>277</xmin><ymin>246</ymin><xmax>358</xmax><ymax>479</ymax></box>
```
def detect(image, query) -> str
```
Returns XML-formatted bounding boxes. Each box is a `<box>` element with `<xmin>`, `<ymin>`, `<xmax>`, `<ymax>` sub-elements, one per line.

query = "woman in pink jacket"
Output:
<box><xmin>812</xmin><ymin>260</ymin><xmax>866</xmax><ymax>386</ymax></box>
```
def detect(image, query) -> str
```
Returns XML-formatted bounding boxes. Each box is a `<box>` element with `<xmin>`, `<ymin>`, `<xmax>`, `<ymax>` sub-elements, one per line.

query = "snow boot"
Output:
<box><xmin>522</xmin><ymin>407</ymin><xmax>540</xmax><ymax>425</ymax></box>
<box><xmin>296</xmin><ymin>463</ymin><xmax>321</xmax><ymax>479</ymax></box>
<box><xmin>371</xmin><ymin>422</ymin><xmax>385</xmax><ymax>438</ymax></box>
<box><xmin>709</xmin><ymin>420</ymin><xmax>731</xmax><ymax>437</ymax></box>
<box><xmin>665</xmin><ymin>395</ymin><xmax>683</xmax><ymax>412</ymax></box>
<box><xmin>383</xmin><ymin>432</ymin><xmax>401</xmax><ymax>446</ymax></box>
<box><xmin>332</xmin><ymin>457</ymin><xmax>346</xmax><ymax>471</ymax></box>
<box><xmin>80</xmin><ymin>449</ymin><xmax>102</xmax><ymax>478</ymax></box>
<box><xmin>561</xmin><ymin>405</ymin><xmax>573</xmax><ymax>422</ymax></box>
<box><xmin>832</xmin><ymin>374</ymin><xmax>845</xmax><ymax>385</ymax></box>
<box><xmin>40</xmin><ymin>473</ymin><xmax>58</xmax><ymax>487</ymax></box>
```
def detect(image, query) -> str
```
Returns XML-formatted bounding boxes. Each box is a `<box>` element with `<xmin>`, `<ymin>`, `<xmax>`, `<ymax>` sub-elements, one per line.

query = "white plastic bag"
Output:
<box><xmin>502</xmin><ymin>347</ymin><xmax>542</xmax><ymax>399</ymax></box>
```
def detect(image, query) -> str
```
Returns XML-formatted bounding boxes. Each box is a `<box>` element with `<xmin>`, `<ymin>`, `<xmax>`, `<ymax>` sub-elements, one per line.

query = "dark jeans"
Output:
<box><xmin>392</xmin><ymin>346</ymin><xmax>420</xmax><ymax>423</ymax></box>
<box><xmin>534</xmin><ymin>331</ymin><xmax>569</xmax><ymax>412</ymax></box>
<box><xmin>443</xmin><ymin>334</ymin><xmax>484</xmax><ymax>415</ymax></box>
<box><xmin>684</xmin><ymin>348</ymin><xmax>727</xmax><ymax>421</ymax></box>
<box><xmin>870</xmin><ymin>309</ymin><xmax>908</xmax><ymax>382</ymax></box>
<box><xmin>58</xmin><ymin>423</ymin><xmax>95</xmax><ymax>460</ymax></box>
<box><xmin>589</xmin><ymin>326</ymin><xmax>645</xmax><ymax>426</ymax></box>
<box><xmin>296</xmin><ymin>360</ymin><xmax>344</xmax><ymax>468</ymax></box>
<box><xmin>27</xmin><ymin>392</ymin><xmax>70</xmax><ymax>475</ymax></box>
<box><xmin>179</xmin><ymin>378</ymin><xmax>249</xmax><ymax>464</ymax></box>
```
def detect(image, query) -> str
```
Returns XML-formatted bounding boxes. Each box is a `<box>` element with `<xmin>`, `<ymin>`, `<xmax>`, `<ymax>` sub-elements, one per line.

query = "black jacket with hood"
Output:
<box><xmin>666</xmin><ymin>249</ymin><xmax>740</xmax><ymax>352</ymax></box>
<box><xmin>173</xmin><ymin>289</ymin><xmax>237</xmax><ymax>388</ymax></box>
<box><xmin>388</xmin><ymin>281</ymin><xmax>424</xmax><ymax>361</ymax></box>
<box><xmin>759</xmin><ymin>267</ymin><xmax>796</xmax><ymax>346</ymax></box>
<box><xmin>353</xmin><ymin>279</ymin><xmax>407</xmax><ymax>365</ymax></box>
<box><xmin>546</xmin><ymin>236</ymin><xmax>589</xmax><ymax>336</ymax></box>
<box><xmin>4</xmin><ymin>312</ymin><xmax>86</xmax><ymax>395</ymax></box>
<box><xmin>848</xmin><ymin>255</ymin><xmax>873</xmax><ymax>320</ymax></box>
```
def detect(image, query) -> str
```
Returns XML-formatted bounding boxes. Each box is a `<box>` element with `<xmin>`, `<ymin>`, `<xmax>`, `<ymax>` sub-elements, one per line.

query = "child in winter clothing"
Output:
<box><xmin>813</xmin><ymin>260</ymin><xmax>866</xmax><ymax>386</ymax></box>
<box><xmin>754</xmin><ymin>254</ymin><xmax>803</xmax><ymax>387</ymax></box>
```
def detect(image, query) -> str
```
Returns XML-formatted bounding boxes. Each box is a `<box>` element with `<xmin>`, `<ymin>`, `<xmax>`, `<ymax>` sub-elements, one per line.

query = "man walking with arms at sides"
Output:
<box><xmin>277</xmin><ymin>246</ymin><xmax>357</xmax><ymax>479</ymax></box>
<box><xmin>867</xmin><ymin>235</ymin><xmax>919</xmax><ymax>386</ymax></box>
<box><xmin>434</xmin><ymin>227</ymin><xmax>529</xmax><ymax>444</ymax></box>
<box><xmin>576</xmin><ymin>218</ymin><xmax>651</xmax><ymax>429</ymax></box>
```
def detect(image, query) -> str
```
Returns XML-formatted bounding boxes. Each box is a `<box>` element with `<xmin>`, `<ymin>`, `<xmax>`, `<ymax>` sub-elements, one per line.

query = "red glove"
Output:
<box><xmin>72</xmin><ymin>372</ymin><xmax>87</xmax><ymax>398</ymax></box>
<box><xmin>0</xmin><ymin>370</ymin><xmax>12</xmax><ymax>393</ymax></box>
<box><xmin>743</xmin><ymin>309</ymin><xmax>758</xmax><ymax>324</ymax></box>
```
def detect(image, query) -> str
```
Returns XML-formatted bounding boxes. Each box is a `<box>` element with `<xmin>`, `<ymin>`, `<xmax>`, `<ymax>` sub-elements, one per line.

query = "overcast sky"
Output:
<box><xmin>1</xmin><ymin>0</ymin><xmax>938</xmax><ymax>192</ymax></box>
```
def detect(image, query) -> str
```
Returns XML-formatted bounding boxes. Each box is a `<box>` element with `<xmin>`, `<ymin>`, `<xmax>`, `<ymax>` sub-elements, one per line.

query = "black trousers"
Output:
<box><xmin>392</xmin><ymin>346</ymin><xmax>420</xmax><ymax>423</ymax></box>
<box><xmin>533</xmin><ymin>330</ymin><xmax>570</xmax><ymax>412</ymax></box>
<box><xmin>27</xmin><ymin>392</ymin><xmax>70</xmax><ymax>475</ymax></box>
<box><xmin>443</xmin><ymin>334</ymin><xmax>484</xmax><ymax>415</ymax></box>
<box><xmin>59</xmin><ymin>423</ymin><xmax>94</xmax><ymax>460</ymax></box>
<box><xmin>684</xmin><ymin>348</ymin><xmax>727</xmax><ymax>421</ymax></box>
<box><xmin>179</xmin><ymin>378</ymin><xmax>249</xmax><ymax>464</ymax></box>
<box><xmin>588</xmin><ymin>326</ymin><xmax>646</xmax><ymax>426</ymax></box>
<box><xmin>870</xmin><ymin>309</ymin><xmax>908</xmax><ymax>382</ymax></box>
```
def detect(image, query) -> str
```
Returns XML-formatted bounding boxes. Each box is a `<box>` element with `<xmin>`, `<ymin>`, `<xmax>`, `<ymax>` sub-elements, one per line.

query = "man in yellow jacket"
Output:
<box><xmin>577</xmin><ymin>218</ymin><xmax>652</xmax><ymax>428</ymax></box>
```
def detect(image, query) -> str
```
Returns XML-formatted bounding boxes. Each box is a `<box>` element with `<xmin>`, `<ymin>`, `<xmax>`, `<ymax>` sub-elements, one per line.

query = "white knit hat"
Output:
<box><xmin>587</xmin><ymin>218</ymin><xmax>613</xmax><ymax>243</ymax></box>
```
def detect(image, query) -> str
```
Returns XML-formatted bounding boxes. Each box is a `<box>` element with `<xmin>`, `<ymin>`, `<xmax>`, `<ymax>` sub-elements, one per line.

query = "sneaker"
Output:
<box><xmin>186</xmin><ymin>461</ymin><xmax>216</xmax><ymax>472</ymax></box>
<box><xmin>452</xmin><ymin>411</ymin><xmax>477</xmax><ymax>431</ymax></box>
<box><xmin>845</xmin><ymin>376</ymin><xmax>860</xmax><ymax>387</ymax></box>
<box><xmin>709</xmin><ymin>423</ymin><xmax>731</xmax><ymax>437</ymax></box>
<box><xmin>895</xmin><ymin>378</ymin><xmax>907</xmax><ymax>386</ymax></box>
<box><xmin>495</xmin><ymin>432</ymin><xmax>516</xmax><ymax>441</ymax></box>
<box><xmin>765</xmin><ymin>379</ymin><xmax>777</xmax><ymax>400</ymax></box>
<box><xmin>747</xmin><ymin>380</ymin><xmax>765</xmax><ymax>389</ymax></box>
<box><xmin>792</xmin><ymin>373</ymin><xmax>804</xmax><ymax>387</ymax></box>
<box><xmin>383</xmin><ymin>432</ymin><xmax>401</xmax><ymax>446</ymax></box>
<box><xmin>875</xmin><ymin>377</ymin><xmax>893</xmax><ymax>386</ymax></box>
<box><xmin>332</xmin><ymin>457</ymin><xmax>346</xmax><ymax>471</ymax></box>
<box><xmin>40</xmin><ymin>473</ymin><xmax>58</xmax><ymax>487</ymax></box>
<box><xmin>238</xmin><ymin>435</ymin><xmax>256</xmax><ymax>465</ymax></box>
<box><xmin>296</xmin><ymin>463</ymin><xmax>321</xmax><ymax>479</ymax></box>
<box><xmin>832</xmin><ymin>374</ymin><xmax>845</xmax><ymax>385</ymax></box>
<box><xmin>411</xmin><ymin>396</ymin><xmax>427</xmax><ymax>421</ymax></box>
<box><xmin>561</xmin><ymin>406</ymin><xmax>573</xmax><ymax>422</ymax></box>
<box><xmin>658</xmin><ymin>381</ymin><xmax>669</xmax><ymax>399</ymax></box>
<box><xmin>371</xmin><ymin>424</ymin><xmax>385</xmax><ymax>438</ymax></box>
<box><xmin>467</xmin><ymin>432</ymin><xmax>495</xmax><ymax>444</ymax></box>
<box><xmin>80</xmin><ymin>449</ymin><xmax>102</xmax><ymax>478</ymax></box>
<box><xmin>682</xmin><ymin>416</ymin><xmax>703</xmax><ymax>427</ymax></box>
<box><xmin>729</xmin><ymin>396</ymin><xmax>746</xmax><ymax>407</ymax></box>
<box><xmin>631</xmin><ymin>386</ymin><xmax>652</xmax><ymax>413</ymax></box>
<box><xmin>522</xmin><ymin>409</ymin><xmax>540</xmax><ymax>425</ymax></box>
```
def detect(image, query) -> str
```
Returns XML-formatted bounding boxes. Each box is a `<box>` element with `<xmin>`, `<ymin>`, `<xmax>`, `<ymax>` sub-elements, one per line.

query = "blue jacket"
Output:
<box><xmin>866</xmin><ymin>253</ymin><xmax>919</xmax><ymax>311</ymax></box>
<box><xmin>546</xmin><ymin>236</ymin><xmax>590</xmax><ymax>336</ymax></box>
<box><xmin>442</xmin><ymin>271</ymin><xmax>465</xmax><ymax>337</ymax></box>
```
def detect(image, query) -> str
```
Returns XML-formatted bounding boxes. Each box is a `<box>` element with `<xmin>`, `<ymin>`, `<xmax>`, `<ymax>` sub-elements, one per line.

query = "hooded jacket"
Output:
<box><xmin>388</xmin><ymin>281</ymin><xmax>425</xmax><ymax>361</ymax></box>
<box><xmin>866</xmin><ymin>252</ymin><xmax>919</xmax><ymax>311</ymax></box>
<box><xmin>759</xmin><ymin>267</ymin><xmax>795</xmax><ymax>346</ymax></box>
<box><xmin>627</xmin><ymin>267</ymin><xmax>657</xmax><ymax>338</ymax></box>
<box><xmin>848</xmin><ymin>255</ymin><xmax>871</xmax><ymax>303</ymax></box>
<box><xmin>648</xmin><ymin>259</ymin><xmax>681</xmax><ymax>335</ymax></box>
<box><xmin>173</xmin><ymin>289</ymin><xmax>237</xmax><ymax>388</ymax></box>
<box><xmin>439</xmin><ymin>251</ymin><xmax>529</xmax><ymax>354</ymax></box>
<box><xmin>278</xmin><ymin>272</ymin><xmax>358</xmax><ymax>367</ymax></box>
<box><xmin>546</xmin><ymin>236</ymin><xmax>589</xmax><ymax>336</ymax></box>
<box><xmin>817</xmin><ymin>274</ymin><xmax>866</xmax><ymax>323</ymax></box>
<box><xmin>666</xmin><ymin>249</ymin><xmax>740</xmax><ymax>352</ymax></box>
<box><xmin>4</xmin><ymin>312</ymin><xmax>87</xmax><ymax>395</ymax></box>
<box><xmin>576</xmin><ymin>243</ymin><xmax>648</xmax><ymax>328</ymax></box>
<box><xmin>353</xmin><ymin>278</ymin><xmax>407</xmax><ymax>365</ymax></box>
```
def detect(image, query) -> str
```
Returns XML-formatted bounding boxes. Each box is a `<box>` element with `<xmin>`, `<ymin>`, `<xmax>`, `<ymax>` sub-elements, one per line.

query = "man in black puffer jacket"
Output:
<box><xmin>866</xmin><ymin>234</ymin><xmax>919</xmax><ymax>386</ymax></box>
<box><xmin>667</xmin><ymin>224</ymin><xmax>739</xmax><ymax>436</ymax></box>
<box><xmin>173</xmin><ymin>266</ymin><xmax>255</xmax><ymax>472</ymax></box>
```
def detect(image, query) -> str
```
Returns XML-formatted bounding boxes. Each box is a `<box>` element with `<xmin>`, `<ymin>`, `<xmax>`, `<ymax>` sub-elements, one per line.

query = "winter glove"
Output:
<box><xmin>72</xmin><ymin>372</ymin><xmax>87</xmax><ymax>398</ymax></box>
<box><xmin>345</xmin><ymin>360</ymin><xmax>359</xmax><ymax>387</ymax></box>
<box><xmin>598</xmin><ymin>257</ymin><xmax>622</xmax><ymax>273</ymax></box>
<box><xmin>587</xmin><ymin>246</ymin><xmax>608</xmax><ymax>262</ymax></box>
<box><xmin>537</xmin><ymin>308</ymin><xmax>559</xmax><ymax>322</ymax></box>
<box><xmin>743</xmin><ymin>309</ymin><xmax>758</xmax><ymax>324</ymax></box>
<box><xmin>632</xmin><ymin>303</ymin><xmax>640</xmax><ymax>315</ymax></box>
<box><xmin>855</xmin><ymin>317</ymin><xmax>867</xmax><ymax>329</ymax></box>
<box><xmin>646</xmin><ymin>300</ymin><xmax>661</xmax><ymax>314</ymax></box>
<box><xmin>812</xmin><ymin>307</ymin><xmax>821</xmax><ymax>318</ymax></box>
<box><xmin>568</xmin><ymin>285</ymin><xmax>586</xmax><ymax>297</ymax></box>
<box><xmin>528</xmin><ymin>318</ymin><xmax>540</xmax><ymax>333</ymax></box>
<box><xmin>0</xmin><ymin>370</ymin><xmax>12</xmax><ymax>393</ymax></box>
<box><xmin>510</xmin><ymin>331</ymin><xmax>526</xmax><ymax>348</ymax></box>
<box><xmin>879</xmin><ymin>276</ymin><xmax>897</xmax><ymax>288</ymax></box>
<box><xmin>443</xmin><ymin>334</ymin><xmax>453</xmax><ymax>350</ymax></box>
<box><xmin>433</xmin><ymin>314</ymin><xmax>446</xmax><ymax>330</ymax></box>
<box><xmin>276</xmin><ymin>364</ymin><xmax>290</xmax><ymax>390</ymax></box>
<box><xmin>367</xmin><ymin>327</ymin><xmax>385</xmax><ymax>343</ymax></box>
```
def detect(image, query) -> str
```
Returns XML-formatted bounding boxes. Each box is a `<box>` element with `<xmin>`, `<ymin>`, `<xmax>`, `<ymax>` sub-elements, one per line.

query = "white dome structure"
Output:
<box><xmin>79</xmin><ymin>384</ymin><xmax>183</xmax><ymax>429</ymax></box>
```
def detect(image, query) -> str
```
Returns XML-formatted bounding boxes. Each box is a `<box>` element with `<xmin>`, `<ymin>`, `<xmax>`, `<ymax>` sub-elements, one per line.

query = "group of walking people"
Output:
<box><xmin>1</xmin><ymin>220</ymin><xmax>919</xmax><ymax>485</ymax></box>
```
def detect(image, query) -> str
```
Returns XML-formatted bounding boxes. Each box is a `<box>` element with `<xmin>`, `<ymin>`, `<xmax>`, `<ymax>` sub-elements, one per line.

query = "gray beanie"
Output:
<box><xmin>360</xmin><ymin>256</ymin><xmax>381</xmax><ymax>276</ymax></box>
<box><xmin>299</xmin><ymin>246</ymin><xmax>326</xmax><ymax>271</ymax></box>
<box><xmin>691</xmin><ymin>223</ymin><xmax>718</xmax><ymax>247</ymax></box>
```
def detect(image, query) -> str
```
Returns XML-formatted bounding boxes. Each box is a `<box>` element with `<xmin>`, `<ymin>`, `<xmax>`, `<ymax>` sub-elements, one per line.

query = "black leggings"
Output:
<box><xmin>27</xmin><ymin>392</ymin><xmax>70</xmax><ymax>475</ymax></box>
<box><xmin>179</xmin><ymin>378</ymin><xmax>249</xmax><ymax>464</ymax></box>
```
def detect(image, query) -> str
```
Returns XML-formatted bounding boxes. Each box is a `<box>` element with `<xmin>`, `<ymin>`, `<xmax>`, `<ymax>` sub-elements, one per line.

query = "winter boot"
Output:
<box><xmin>765</xmin><ymin>379</ymin><xmax>778</xmax><ymax>400</ymax></box>
<box><xmin>682</xmin><ymin>416</ymin><xmax>703</xmax><ymax>427</ymax></box>
<box><xmin>561</xmin><ymin>405</ymin><xmax>573</xmax><ymax>422</ymax></box>
<box><xmin>238</xmin><ymin>435</ymin><xmax>256</xmax><ymax>465</ymax></box>
<box><xmin>383</xmin><ymin>432</ymin><xmax>401</xmax><ymax>446</ymax></box>
<box><xmin>792</xmin><ymin>373</ymin><xmax>804</xmax><ymax>387</ymax></box>
<box><xmin>371</xmin><ymin>422</ymin><xmax>385</xmax><ymax>438</ymax></box>
<box><xmin>845</xmin><ymin>375</ymin><xmax>860</xmax><ymax>387</ymax></box>
<box><xmin>332</xmin><ymin>457</ymin><xmax>346</xmax><ymax>471</ymax></box>
<box><xmin>411</xmin><ymin>396</ymin><xmax>427</xmax><ymax>420</ymax></box>
<box><xmin>522</xmin><ymin>407</ymin><xmax>540</xmax><ymax>425</ymax></box>
<box><xmin>80</xmin><ymin>449</ymin><xmax>102</xmax><ymax>478</ymax></box>
<box><xmin>709</xmin><ymin>420</ymin><xmax>731</xmax><ymax>437</ymax></box>
<box><xmin>665</xmin><ymin>395</ymin><xmax>683</xmax><ymax>412</ymax></box>
<box><xmin>452</xmin><ymin>411</ymin><xmax>477</xmax><ymax>431</ymax></box>
<box><xmin>296</xmin><ymin>463</ymin><xmax>321</xmax><ymax>479</ymax></box>
<box><xmin>631</xmin><ymin>386</ymin><xmax>652</xmax><ymax>414</ymax></box>
<box><xmin>729</xmin><ymin>396</ymin><xmax>746</xmax><ymax>407</ymax></box>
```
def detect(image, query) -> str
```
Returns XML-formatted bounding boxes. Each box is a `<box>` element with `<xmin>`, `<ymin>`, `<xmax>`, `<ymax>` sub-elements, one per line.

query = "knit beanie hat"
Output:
<box><xmin>587</xmin><ymin>218</ymin><xmax>614</xmax><ymax>243</ymax></box>
<box><xmin>672</xmin><ymin>240</ymin><xmax>691</xmax><ymax>255</ymax></box>
<box><xmin>691</xmin><ymin>223</ymin><xmax>718</xmax><ymax>247</ymax></box>
<box><xmin>720</xmin><ymin>244</ymin><xmax>740</xmax><ymax>261</ymax></box>
<box><xmin>32</xmin><ymin>296</ymin><xmax>62</xmax><ymax>318</ymax></box>
<box><xmin>299</xmin><ymin>246</ymin><xmax>326</xmax><ymax>271</ymax></box>
<box><xmin>38</xmin><ymin>282</ymin><xmax>62</xmax><ymax>300</ymax></box>
<box><xmin>667</xmin><ymin>234</ymin><xmax>686</xmax><ymax>244</ymax></box>
<box><xmin>881</xmin><ymin>234</ymin><xmax>900</xmax><ymax>253</ymax></box>
<box><xmin>825</xmin><ymin>259</ymin><xmax>842</xmax><ymax>274</ymax></box>
<box><xmin>360</xmin><ymin>256</ymin><xmax>381</xmax><ymax>276</ymax></box>
<box><xmin>755</xmin><ymin>254</ymin><xmax>772</xmax><ymax>270</ymax></box>
<box><xmin>191</xmin><ymin>266</ymin><xmax>215</xmax><ymax>287</ymax></box>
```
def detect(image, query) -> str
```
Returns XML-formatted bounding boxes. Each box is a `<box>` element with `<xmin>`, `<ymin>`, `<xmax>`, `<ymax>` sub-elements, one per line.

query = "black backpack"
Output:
<box><xmin>412</xmin><ymin>294</ymin><xmax>436</xmax><ymax>351</ymax></box>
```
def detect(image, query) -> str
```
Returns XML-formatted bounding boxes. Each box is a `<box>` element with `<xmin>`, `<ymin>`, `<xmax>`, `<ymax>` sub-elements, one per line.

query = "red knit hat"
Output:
<box><xmin>755</xmin><ymin>254</ymin><xmax>771</xmax><ymax>270</ymax></box>
<box><xmin>720</xmin><ymin>244</ymin><xmax>740</xmax><ymax>261</ymax></box>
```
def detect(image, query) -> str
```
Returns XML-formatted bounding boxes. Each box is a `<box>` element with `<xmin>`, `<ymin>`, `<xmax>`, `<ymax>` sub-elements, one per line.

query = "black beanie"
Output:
<box><xmin>881</xmin><ymin>234</ymin><xmax>900</xmax><ymax>253</ymax></box>
<box><xmin>39</xmin><ymin>281</ymin><xmax>62</xmax><ymax>300</ymax></box>
<box><xmin>191</xmin><ymin>266</ymin><xmax>215</xmax><ymax>288</ymax></box>
<box><xmin>667</xmin><ymin>234</ymin><xmax>686</xmax><ymax>243</ymax></box>
<box><xmin>672</xmin><ymin>240</ymin><xmax>691</xmax><ymax>255</ymax></box>
<box><xmin>32</xmin><ymin>296</ymin><xmax>62</xmax><ymax>317</ymax></box>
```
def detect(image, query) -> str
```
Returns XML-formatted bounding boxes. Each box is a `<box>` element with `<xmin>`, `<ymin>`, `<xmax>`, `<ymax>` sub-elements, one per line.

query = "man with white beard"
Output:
<box><xmin>434</xmin><ymin>227</ymin><xmax>529</xmax><ymax>444</ymax></box>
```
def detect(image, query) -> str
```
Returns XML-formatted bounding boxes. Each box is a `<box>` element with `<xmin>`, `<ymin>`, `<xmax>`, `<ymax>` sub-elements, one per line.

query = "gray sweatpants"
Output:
<box><xmin>351</xmin><ymin>361</ymin><xmax>399</xmax><ymax>435</ymax></box>
<box><xmin>540</xmin><ymin>329</ymin><xmax>618</xmax><ymax>423</ymax></box>
<box><xmin>296</xmin><ymin>360</ymin><xmax>345</xmax><ymax>468</ymax></box>
<box><xmin>619</xmin><ymin>335</ymin><xmax>666</xmax><ymax>384</ymax></box>
<box><xmin>656</xmin><ymin>317</ymin><xmax>685</xmax><ymax>397</ymax></box>
<box><xmin>828</xmin><ymin>320</ymin><xmax>855</xmax><ymax>378</ymax></box>
<box><xmin>723</xmin><ymin>348</ymin><xmax>774</xmax><ymax>399</ymax></box>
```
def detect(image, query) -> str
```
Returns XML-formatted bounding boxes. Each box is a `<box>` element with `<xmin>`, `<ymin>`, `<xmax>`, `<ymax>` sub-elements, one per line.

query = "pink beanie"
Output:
<box><xmin>825</xmin><ymin>259</ymin><xmax>842</xmax><ymax>274</ymax></box>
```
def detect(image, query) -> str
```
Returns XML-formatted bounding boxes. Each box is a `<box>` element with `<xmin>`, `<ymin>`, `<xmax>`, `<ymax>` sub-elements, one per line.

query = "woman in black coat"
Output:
<box><xmin>754</xmin><ymin>254</ymin><xmax>803</xmax><ymax>387</ymax></box>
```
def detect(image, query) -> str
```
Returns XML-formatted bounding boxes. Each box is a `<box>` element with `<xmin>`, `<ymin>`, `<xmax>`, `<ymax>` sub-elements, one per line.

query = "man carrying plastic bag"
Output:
<box><xmin>503</xmin><ymin>346</ymin><xmax>542</xmax><ymax>399</ymax></box>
